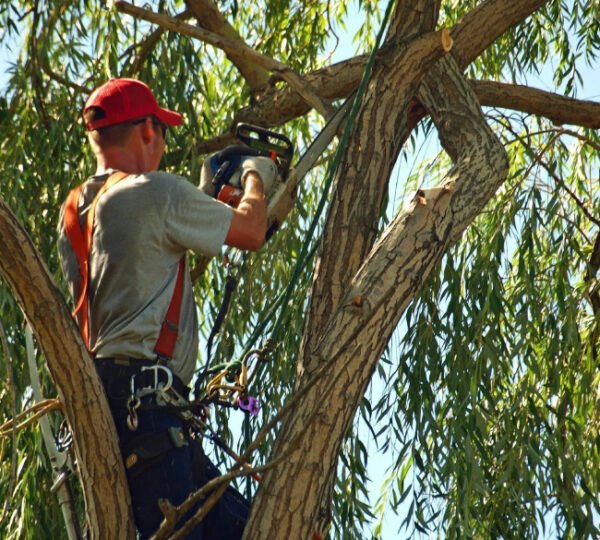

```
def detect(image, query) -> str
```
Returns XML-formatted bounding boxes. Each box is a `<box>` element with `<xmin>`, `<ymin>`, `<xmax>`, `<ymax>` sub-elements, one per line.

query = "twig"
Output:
<box><xmin>0</xmin><ymin>319</ymin><xmax>17</xmax><ymax>524</ymax></box>
<box><xmin>124</xmin><ymin>8</ymin><xmax>193</xmax><ymax>75</ymax></box>
<box><xmin>36</xmin><ymin>1</ymin><xmax>89</xmax><ymax>93</ymax></box>
<box><xmin>29</xmin><ymin>0</ymin><xmax>51</xmax><ymax>131</ymax></box>
<box><xmin>0</xmin><ymin>398</ymin><xmax>62</xmax><ymax>437</ymax></box>
<box><xmin>585</xmin><ymin>232</ymin><xmax>600</xmax><ymax>362</ymax></box>
<box><xmin>556</xmin><ymin>128</ymin><xmax>600</xmax><ymax>153</ymax></box>
<box><xmin>156</xmin><ymin>445</ymin><xmax>295</xmax><ymax>540</ymax></box>
<box><xmin>537</xmin><ymin>157</ymin><xmax>600</xmax><ymax>227</ymax></box>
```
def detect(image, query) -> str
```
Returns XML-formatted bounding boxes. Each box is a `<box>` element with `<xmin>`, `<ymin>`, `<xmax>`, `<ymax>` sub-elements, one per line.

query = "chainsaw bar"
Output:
<box><xmin>292</xmin><ymin>92</ymin><xmax>356</xmax><ymax>182</ymax></box>
<box><xmin>266</xmin><ymin>93</ymin><xmax>357</xmax><ymax>236</ymax></box>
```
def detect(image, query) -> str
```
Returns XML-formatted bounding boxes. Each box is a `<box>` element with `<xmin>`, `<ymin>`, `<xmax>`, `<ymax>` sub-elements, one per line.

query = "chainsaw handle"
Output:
<box><xmin>236</xmin><ymin>123</ymin><xmax>294</xmax><ymax>166</ymax></box>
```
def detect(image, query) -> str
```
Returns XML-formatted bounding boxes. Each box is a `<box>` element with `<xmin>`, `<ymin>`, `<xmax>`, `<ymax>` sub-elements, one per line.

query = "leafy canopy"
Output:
<box><xmin>0</xmin><ymin>1</ymin><xmax>598</xmax><ymax>538</ymax></box>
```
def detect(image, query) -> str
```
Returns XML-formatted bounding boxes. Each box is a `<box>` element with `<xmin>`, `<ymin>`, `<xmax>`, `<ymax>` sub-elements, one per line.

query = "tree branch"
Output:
<box><xmin>586</xmin><ymin>232</ymin><xmax>600</xmax><ymax>363</ymax></box>
<box><xmin>184</xmin><ymin>0</ymin><xmax>270</xmax><ymax>92</ymax></box>
<box><xmin>450</xmin><ymin>0</ymin><xmax>551</xmax><ymax>69</ymax></box>
<box><xmin>113</xmin><ymin>1</ymin><xmax>332</xmax><ymax>118</ymax></box>
<box><xmin>122</xmin><ymin>8</ymin><xmax>193</xmax><ymax>76</ymax></box>
<box><xmin>0</xmin><ymin>197</ymin><xmax>135</xmax><ymax>539</ymax></box>
<box><xmin>0</xmin><ymin>320</ymin><xmax>18</xmax><ymax>525</ymax></box>
<box><xmin>247</xmin><ymin>55</ymin><xmax>508</xmax><ymax>539</ymax></box>
<box><xmin>388</xmin><ymin>0</ymin><xmax>441</xmax><ymax>38</ymax></box>
<box><xmin>229</xmin><ymin>0</ymin><xmax>553</xmax><ymax>125</ymax></box>
<box><xmin>473</xmin><ymin>80</ymin><xmax>600</xmax><ymax>129</ymax></box>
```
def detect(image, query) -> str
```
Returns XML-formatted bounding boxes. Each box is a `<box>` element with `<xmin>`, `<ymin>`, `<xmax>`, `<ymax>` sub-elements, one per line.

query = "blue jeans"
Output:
<box><xmin>108</xmin><ymin>397</ymin><xmax>249</xmax><ymax>539</ymax></box>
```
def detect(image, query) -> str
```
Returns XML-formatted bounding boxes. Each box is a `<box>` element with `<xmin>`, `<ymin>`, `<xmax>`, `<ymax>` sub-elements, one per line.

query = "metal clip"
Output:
<box><xmin>143</xmin><ymin>364</ymin><xmax>173</xmax><ymax>392</ymax></box>
<box><xmin>127</xmin><ymin>396</ymin><xmax>141</xmax><ymax>431</ymax></box>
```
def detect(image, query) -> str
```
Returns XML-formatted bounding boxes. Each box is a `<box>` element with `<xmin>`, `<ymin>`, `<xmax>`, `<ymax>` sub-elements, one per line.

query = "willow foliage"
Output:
<box><xmin>0</xmin><ymin>0</ymin><xmax>599</xmax><ymax>539</ymax></box>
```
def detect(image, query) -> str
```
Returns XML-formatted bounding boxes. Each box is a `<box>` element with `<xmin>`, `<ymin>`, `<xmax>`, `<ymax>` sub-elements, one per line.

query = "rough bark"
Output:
<box><xmin>230</xmin><ymin>67</ymin><xmax>600</xmax><ymax>137</ymax></box>
<box><xmin>296</xmin><ymin>0</ymin><xmax>552</xmax><ymax>377</ymax></box>
<box><xmin>0</xmin><ymin>199</ymin><xmax>135</xmax><ymax>539</ymax></box>
<box><xmin>449</xmin><ymin>0</ymin><xmax>550</xmax><ymax>69</ymax></box>
<box><xmin>295</xmin><ymin>29</ymin><xmax>454</xmax><ymax>376</ymax></box>
<box><xmin>309</xmin><ymin>1</ymin><xmax>445</xmax><ymax>533</ymax></box>
<box><xmin>245</xmin><ymin>51</ymin><xmax>508</xmax><ymax>539</ymax></box>
<box><xmin>228</xmin><ymin>0</ymin><xmax>552</xmax><ymax>130</ymax></box>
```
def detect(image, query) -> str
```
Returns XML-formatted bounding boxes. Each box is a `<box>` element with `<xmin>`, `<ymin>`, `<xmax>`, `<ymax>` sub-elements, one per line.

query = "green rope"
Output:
<box><xmin>235</xmin><ymin>0</ymin><xmax>397</xmax><ymax>366</ymax></box>
<box><xmin>268</xmin><ymin>0</ymin><xmax>398</xmax><ymax>344</ymax></box>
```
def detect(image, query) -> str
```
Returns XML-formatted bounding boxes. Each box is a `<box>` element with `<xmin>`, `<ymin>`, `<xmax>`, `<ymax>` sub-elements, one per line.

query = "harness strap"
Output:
<box><xmin>63</xmin><ymin>171</ymin><xmax>185</xmax><ymax>360</ymax></box>
<box><xmin>123</xmin><ymin>427</ymin><xmax>189</xmax><ymax>480</ymax></box>
<box><xmin>154</xmin><ymin>259</ymin><xmax>185</xmax><ymax>360</ymax></box>
<box><xmin>64</xmin><ymin>171</ymin><xmax>129</xmax><ymax>347</ymax></box>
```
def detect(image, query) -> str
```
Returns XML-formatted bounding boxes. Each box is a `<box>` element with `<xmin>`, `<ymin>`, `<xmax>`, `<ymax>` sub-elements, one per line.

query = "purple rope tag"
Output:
<box><xmin>236</xmin><ymin>395</ymin><xmax>260</xmax><ymax>416</ymax></box>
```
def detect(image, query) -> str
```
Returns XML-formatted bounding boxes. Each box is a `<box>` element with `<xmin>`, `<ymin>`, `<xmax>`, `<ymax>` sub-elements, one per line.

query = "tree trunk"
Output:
<box><xmin>0</xmin><ymin>199</ymin><xmax>135</xmax><ymax>539</ymax></box>
<box><xmin>245</xmin><ymin>37</ymin><xmax>509</xmax><ymax>540</ymax></box>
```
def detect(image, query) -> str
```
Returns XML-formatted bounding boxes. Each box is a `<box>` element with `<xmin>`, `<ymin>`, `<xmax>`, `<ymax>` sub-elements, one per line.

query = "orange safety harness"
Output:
<box><xmin>63</xmin><ymin>171</ymin><xmax>184</xmax><ymax>359</ymax></box>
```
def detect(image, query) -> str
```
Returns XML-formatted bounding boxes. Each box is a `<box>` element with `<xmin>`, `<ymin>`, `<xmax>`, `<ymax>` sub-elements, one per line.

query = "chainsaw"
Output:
<box><xmin>210</xmin><ymin>123</ymin><xmax>294</xmax><ymax>208</ymax></box>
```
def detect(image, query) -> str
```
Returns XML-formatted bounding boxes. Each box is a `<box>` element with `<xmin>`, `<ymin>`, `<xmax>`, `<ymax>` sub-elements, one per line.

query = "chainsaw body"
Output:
<box><xmin>211</xmin><ymin>123</ymin><xmax>294</xmax><ymax>207</ymax></box>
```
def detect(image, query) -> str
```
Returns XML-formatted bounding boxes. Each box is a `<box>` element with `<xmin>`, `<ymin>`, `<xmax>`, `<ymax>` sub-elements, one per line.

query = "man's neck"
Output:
<box><xmin>94</xmin><ymin>147</ymin><xmax>148</xmax><ymax>175</ymax></box>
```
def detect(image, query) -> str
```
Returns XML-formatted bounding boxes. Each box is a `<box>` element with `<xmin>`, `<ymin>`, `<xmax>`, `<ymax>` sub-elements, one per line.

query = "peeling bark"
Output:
<box><xmin>0</xmin><ymin>199</ymin><xmax>135</xmax><ymax>539</ymax></box>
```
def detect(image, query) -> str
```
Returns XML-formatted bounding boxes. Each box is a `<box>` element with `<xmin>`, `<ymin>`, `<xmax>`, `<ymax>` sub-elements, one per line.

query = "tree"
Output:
<box><xmin>0</xmin><ymin>0</ymin><xmax>598</xmax><ymax>538</ymax></box>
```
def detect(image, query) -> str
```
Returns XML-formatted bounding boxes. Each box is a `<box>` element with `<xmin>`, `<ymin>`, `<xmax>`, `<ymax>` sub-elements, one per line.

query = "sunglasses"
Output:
<box><xmin>131</xmin><ymin>116</ymin><xmax>168</xmax><ymax>138</ymax></box>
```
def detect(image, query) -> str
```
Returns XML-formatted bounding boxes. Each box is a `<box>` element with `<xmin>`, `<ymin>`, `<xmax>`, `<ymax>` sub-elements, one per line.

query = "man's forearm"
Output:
<box><xmin>225</xmin><ymin>172</ymin><xmax>268</xmax><ymax>250</ymax></box>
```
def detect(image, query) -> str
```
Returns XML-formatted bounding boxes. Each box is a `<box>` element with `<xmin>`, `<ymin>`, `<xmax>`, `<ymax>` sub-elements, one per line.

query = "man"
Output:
<box><xmin>57</xmin><ymin>78</ymin><xmax>276</xmax><ymax>539</ymax></box>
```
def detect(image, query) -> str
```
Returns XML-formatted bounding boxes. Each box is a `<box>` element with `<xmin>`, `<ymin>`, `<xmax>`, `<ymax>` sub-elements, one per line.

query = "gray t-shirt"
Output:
<box><xmin>57</xmin><ymin>170</ymin><xmax>233</xmax><ymax>384</ymax></box>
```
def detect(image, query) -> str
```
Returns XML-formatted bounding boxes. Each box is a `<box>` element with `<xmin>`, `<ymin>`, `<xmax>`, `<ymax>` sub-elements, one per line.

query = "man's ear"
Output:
<box><xmin>140</xmin><ymin>117</ymin><xmax>154</xmax><ymax>143</ymax></box>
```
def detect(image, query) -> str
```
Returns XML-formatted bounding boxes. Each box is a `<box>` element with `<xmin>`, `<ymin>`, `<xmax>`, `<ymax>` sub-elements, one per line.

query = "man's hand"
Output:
<box><xmin>239</xmin><ymin>157</ymin><xmax>277</xmax><ymax>196</ymax></box>
<box><xmin>199</xmin><ymin>153</ymin><xmax>277</xmax><ymax>199</ymax></box>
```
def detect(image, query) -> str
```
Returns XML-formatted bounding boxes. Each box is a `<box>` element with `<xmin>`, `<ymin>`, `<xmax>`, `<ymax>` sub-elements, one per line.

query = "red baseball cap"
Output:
<box><xmin>83</xmin><ymin>78</ymin><xmax>182</xmax><ymax>131</ymax></box>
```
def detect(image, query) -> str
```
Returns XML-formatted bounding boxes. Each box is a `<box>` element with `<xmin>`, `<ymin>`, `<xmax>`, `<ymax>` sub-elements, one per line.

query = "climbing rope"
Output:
<box><xmin>194</xmin><ymin>0</ymin><xmax>397</xmax><ymax>503</ymax></box>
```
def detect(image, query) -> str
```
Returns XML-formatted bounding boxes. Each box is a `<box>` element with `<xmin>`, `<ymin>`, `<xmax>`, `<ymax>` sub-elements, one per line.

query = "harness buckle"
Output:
<box><xmin>130</xmin><ymin>364</ymin><xmax>174</xmax><ymax>398</ymax></box>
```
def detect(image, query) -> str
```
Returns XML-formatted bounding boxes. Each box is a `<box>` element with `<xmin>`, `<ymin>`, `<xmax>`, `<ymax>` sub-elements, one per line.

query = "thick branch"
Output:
<box><xmin>387</xmin><ymin>0</ymin><xmax>441</xmax><ymax>38</ymax></box>
<box><xmin>226</xmin><ymin>62</ymin><xmax>600</xmax><ymax>139</ymax></box>
<box><xmin>229</xmin><ymin>0</ymin><xmax>553</xmax><ymax>126</ymax></box>
<box><xmin>417</xmin><ymin>56</ymin><xmax>510</xmax><ymax>243</ymax></box>
<box><xmin>0</xmin><ymin>199</ymin><xmax>135</xmax><ymax>539</ymax></box>
<box><xmin>473</xmin><ymin>80</ymin><xmax>600</xmax><ymax>129</ymax></box>
<box><xmin>246</xmin><ymin>23</ymin><xmax>453</xmax><ymax>538</ymax></box>
<box><xmin>246</xmin><ymin>54</ymin><xmax>508</xmax><ymax>538</ymax></box>
<box><xmin>114</xmin><ymin>1</ymin><xmax>331</xmax><ymax>118</ymax></box>
<box><xmin>125</xmin><ymin>9</ymin><xmax>193</xmax><ymax>76</ymax></box>
<box><xmin>297</xmin><ymin>27</ymin><xmax>453</xmax><ymax>372</ymax></box>
<box><xmin>451</xmin><ymin>0</ymin><xmax>551</xmax><ymax>69</ymax></box>
<box><xmin>185</xmin><ymin>0</ymin><xmax>270</xmax><ymax>92</ymax></box>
